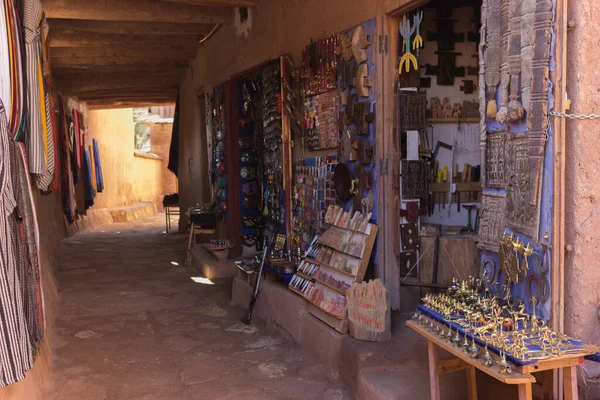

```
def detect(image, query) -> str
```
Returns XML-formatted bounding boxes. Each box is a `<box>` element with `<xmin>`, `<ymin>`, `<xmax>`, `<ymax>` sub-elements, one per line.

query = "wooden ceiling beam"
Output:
<box><xmin>78</xmin><ymin>92</ymin><xmax>178</xmax><ymax>101</ymax></box>
<box><xmin>53</xmin><ymin>65</ymin><xmax>187</xmax><ymax>76</ymax></box>
<box><xmin>49</xmin><ymin>31</ymin><xmax>201</xmax><ymax>48</ymax></box>
<box><xmin>83</xmin><ymin>97</ymin><xmax>177</xmax><ymax>105</ymax></box>
<box><xmin>47</xmin><ymin>19</ymin><xmax>213</xmax><ymax>36</ymax></box>
<box><xmin>54</xmin><ymin>70</ymin><xmax>180</xmax><ymax>81</ymax></box>
<box><xmin>58</xmin><ymin>75</ymin><xmax>181</xmax><ymax>94</ymax></box>
<box><xmin>70</xmin><ymin>87</ymin><xmax>178</xmax><ymax>95</ymax></box>
<box><xmin>51</xmin><ymin>58</ymin><xmax>190</xmax><ymax>68</ymax></box>
<box><xmin>50</xmin><ymin>46</ymin><xmax>193</xmax><ymax>68</ymax></box>
<box><xmin>50</xmin><ymin>46</ymin><xmax>196</xmax><ymax>60</ymax></box>
<box><xmin>158</xmin><ymin>0</ymin><xmax>256</xmax><ymax>6</ymax></box>
<box><xmin>87</xmin><ymin>101</ymin><xmax>175</xmax><ymax>110</ymax></box>
<box><xmin>43</xmin><ymin>0</ymin><xmax>232</xmax><ymax>23</ymax></box>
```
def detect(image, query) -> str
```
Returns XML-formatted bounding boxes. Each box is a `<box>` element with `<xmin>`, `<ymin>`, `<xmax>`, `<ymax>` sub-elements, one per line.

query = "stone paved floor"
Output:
<box><xmin>46</xmin><ymin>215</ymin><xmax>349</xmax><ymax>400</ymax></box>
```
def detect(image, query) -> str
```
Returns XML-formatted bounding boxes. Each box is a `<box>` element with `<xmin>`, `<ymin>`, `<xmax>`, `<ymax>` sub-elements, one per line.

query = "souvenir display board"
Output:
<box><xmin>259</xmin><ymin>57</ymin><xmax>299</xmax><ymax>249</ymax></box>
<box><xmin>288</xmin><ymin>205</ymin><xmax>378</xmax><ymax>333</ymax></box>
<box><xmin>213</xmin><ymin>56</ymin><xmax>298</xmax><ymax>256</ymax></box>
<box><xmin>292</xmin><ymin>154</ymin><xmax>338</xmax><ymax>252</ymax></box>
<box><xmin>301</xmin><ymin>34</ymin><xmax>338</xmax><ymax>97</ymax></box>
<box><xmin>476</xmin><ymin>0</ymin><xmax>555</xmax><ymax>320</ymax></box>
<box><xmin>335</xmin><ymin>19</ymin><xmax>380</xmax><ymax>267</ymax></box>
<box><xmin>209</xmin><ymin>85</ymin><xmax>227</xmax><ymax>215</ymax></box>
<box><xmin>238</xmin><ymin>78</ymin><xmax>262</xmax><ymax>250</ymax></box>
<box><xmin>303</xmin><ymin>91</ymin><xmax>340</xmax><ymax>150</ymax></box>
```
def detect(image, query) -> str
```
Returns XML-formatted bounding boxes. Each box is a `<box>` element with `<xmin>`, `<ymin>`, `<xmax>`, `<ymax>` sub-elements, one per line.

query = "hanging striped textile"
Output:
<box><xmin>23</xmin><ymin>0</ymin><xmax>46</xmax><ymax>176</ymax></box>
<box><xmin>83</xmin><ymin>148</ymin><xmax>95</xmax><ymax>210</ymax></box>
<box><xmin>93</xmin><ymin>139</ymin><xmax>104</xmax><ymax>193</ymax></box>
<box><xmin>89</xmin><ymin>144</ymin><xmax>97</xmax><ymax>192</ymax></box>
<box><xmin>15</xmin><ymin>141</ymin><xmax>45</xmax><ymax>348</ymax></box>
<box><xmin>0</xmin><ymin>1</ymin><xmax>11</xmax><ymax>116</ymax></box>
<box><xmin>6</xmin><ymin>0</ymin><xmax>25</xmax><ymax>139</ymax></box>
<box><xmin>58</xmin><ymin>95</ymin><xmax>75</xmax><ymax>222</ymax></box>
<box><xmin>0</xmin><ymin>100</ymin><xmax>34</xmax><ymax>388</ymax></box>
<box><xmin>35</xmin><ymin>14</ymin><xmax>58</xmax><ymax>194</ymax></box>
<box><xmin>73</xmin><ymin>110</ymin><xmax>82</xmax><ymax>182</ymax></box>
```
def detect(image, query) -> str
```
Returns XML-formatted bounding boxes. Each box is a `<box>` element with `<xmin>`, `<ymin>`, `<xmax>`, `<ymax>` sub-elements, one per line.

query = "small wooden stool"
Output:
<box><xmin>164</xmin><ymin>206</ymin><xmax>180</xmax><ymax>233</ymax></box>
<box><xmin>184</xmin><ymin>223</ymin><xmax>216</xmax><ymax>267</ymax></box>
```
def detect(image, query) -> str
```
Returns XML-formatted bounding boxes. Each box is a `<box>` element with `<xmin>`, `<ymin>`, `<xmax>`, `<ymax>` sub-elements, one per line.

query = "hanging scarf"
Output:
<box><xmin>0</xmin><ymin>99</ymin><xmax>34</xmax><ymax>388</ymax></box>
<box><xmin>93</xmin><ymin>138</ymin><xmax>104</xmax><ymax>192</ymax></box>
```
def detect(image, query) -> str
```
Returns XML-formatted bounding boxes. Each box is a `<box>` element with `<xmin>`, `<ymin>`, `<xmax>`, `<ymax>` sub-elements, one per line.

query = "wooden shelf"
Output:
<box><xmin>313</xmin><ymin>276</ymin><xmax>348</xmax><ymax>295</ymax></box>
<box><xmin>307</xmin><ymin>298</ymin><xmax>346</xmax><ymax>320</ymax></box>
<box><xmin>289</xmin><ymin>286</ymin><xmax>306</xmax><ymax>298</ymax></box>
<box><xmin>309</xmin><ymin>259</ymin><xmax>356</xmax><ymax>277</ymax></box>
<box><xmin>307</xmin><ymin>223</ymin><xmax>378</xmax><ymax>333</ymax></box>
<box><xmin>324</xmin><ymin>222</ymin><xmax>370</xmax><ymax>235</ymax></box>
<box><xmin>318</xmin><ymin>242</ymin><xmax>363</xmax><ymax>259</ymax></box>
<box><xmin>307</xmin><ymin>303</ymin><xmax>348</xmax><ymax>333</ymax></box>
<box><xmin>296</xmin><ymin>271</ymin><xmax>315</xmax><ymax>281</ymax></box>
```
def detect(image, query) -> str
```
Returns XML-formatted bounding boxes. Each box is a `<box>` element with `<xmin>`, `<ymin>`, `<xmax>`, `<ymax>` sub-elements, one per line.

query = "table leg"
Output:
<box><xmin>466</xmin><ymin>366</ymin><xmax>477</xmax><ymax>400</ymax></box>
<box><xmin>563</xmin><ymin>365</ymin><xmax>578</xmax><ymax>400</ymax></box>
<box><xmin>165</xmin><ymin>207</ymin><xmax>169</xmax><ymax>232</ymax></box>
<box><xmin>428</xmin><ymin>340</ymin><xmax>441</xmax><ymax>400</ymax></box>
<box><xmin>518</xmin><ymin>383</ymin><xmax>532</xmax><ymax>400</ymax></box>
<box><xmin>185</xmin><ymin>223</ymin><xmax>195</xmax><ymax>266</ymax></box>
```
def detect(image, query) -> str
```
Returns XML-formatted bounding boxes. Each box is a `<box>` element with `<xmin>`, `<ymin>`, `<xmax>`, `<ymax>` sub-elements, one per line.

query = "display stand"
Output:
<box><xmin>289</xmin><ymin>220</ymin><xmax>378</xmax><ymax>333</ymax></box>
<box><xmin>407</xmin><ymin>320</ymin><xmax>587</xmax><ymax>400</ymax></box>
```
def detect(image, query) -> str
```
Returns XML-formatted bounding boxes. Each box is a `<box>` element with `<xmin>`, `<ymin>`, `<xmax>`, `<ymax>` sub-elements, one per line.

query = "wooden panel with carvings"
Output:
<box><xmin>505</xmin><ymin>132</ymin><xmax>540</xmax><ymax>238</ymax></box>
<box><xmin>485</xmin><ymin>129</ymin><xmax>507</xmax><ymax>188</ymax></box>
<box><xmin>527</xmin><ymin>0</ymin><xmax>553</xmax><ymax>207</ymax></box>
<box><xmin>477</xmin><ymin>192</ymin><xmax>507</xmax><ymax>253</ymax></box>
<box><xmin>401</xmin><ymin>160</ymin><xmax>429</xmax><ymax>200</ymax></box>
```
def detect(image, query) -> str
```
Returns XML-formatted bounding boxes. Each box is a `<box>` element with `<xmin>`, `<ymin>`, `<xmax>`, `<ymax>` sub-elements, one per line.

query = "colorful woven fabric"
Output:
<box><xmin>93</xmin><ymin>139</ymin><xmax>104</xmax><ymax>193</ymax></box>
<box><xmin>0</xmin><ymin>100</ymin><xmax>34</xmax><ymax>388</ymax></box>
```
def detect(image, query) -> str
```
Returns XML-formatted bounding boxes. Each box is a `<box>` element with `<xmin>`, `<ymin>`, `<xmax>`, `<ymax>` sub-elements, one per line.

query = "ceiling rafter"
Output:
<box><xmin>158</xmin><ymin>0</ymin><xmax>256</xmax><ymax>6</ymax></box>
<box><xmin>43</xmin><ymin>0</ymin><xmax>232</xmax><ymax>23</ymax></box>
<box><xmin>47</xmin><ymin>19</ymin><xmax>214</xmax><ymax>36</ymax></box>
<box><xmin>49</xmin><ymin>31</ymin><xmax>201</xmax><ymax>48</ymax></box>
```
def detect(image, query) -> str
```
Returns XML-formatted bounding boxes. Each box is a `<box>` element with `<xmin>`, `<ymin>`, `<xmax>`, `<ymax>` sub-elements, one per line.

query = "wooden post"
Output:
<box><xmin>563</xmin><ymin>365</ymin><xmax>578</xmax><ymax>400</ymax></box>
<box><xmin>466</xmin><ymin>366</ymin><xmax>477</xmax><ymax>400</ymax></box>
<box><xmin>518</xmin><ymin>383</ymin><xmax>533</xmax><ymax>400</ymax></box>
<box><xmin>428</xmin><ymin>340</ymin><xmax>441</xmax><ymax>400</ymax></box>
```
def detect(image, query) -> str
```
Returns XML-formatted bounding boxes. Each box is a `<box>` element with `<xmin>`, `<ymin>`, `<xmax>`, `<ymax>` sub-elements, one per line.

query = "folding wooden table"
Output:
<box><xmin>407</xmin><ymin>320</ymin><xmax>585</xmax><ymax>400</ymax></box>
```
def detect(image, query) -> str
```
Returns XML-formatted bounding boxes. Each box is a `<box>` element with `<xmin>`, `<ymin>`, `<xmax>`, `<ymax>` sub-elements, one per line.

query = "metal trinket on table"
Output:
<box><xmin>413</xmin><ymin>278</ymin><xmax>599</xmax><ymax>373</ymax></box>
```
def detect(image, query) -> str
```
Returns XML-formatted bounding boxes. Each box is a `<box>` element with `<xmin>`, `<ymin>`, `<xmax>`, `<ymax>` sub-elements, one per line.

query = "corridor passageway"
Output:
<box><xmin>46</xmin><ymin>215</ymin><xmax>349</xmax><ymax>399</ymax></box>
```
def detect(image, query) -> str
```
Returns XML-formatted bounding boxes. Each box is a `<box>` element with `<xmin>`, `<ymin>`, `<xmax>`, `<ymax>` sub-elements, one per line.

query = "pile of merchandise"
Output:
<box><xmin>414</xmin><ymin>278</ymin><xmax>599</xmax><ymax>373</ymax></box>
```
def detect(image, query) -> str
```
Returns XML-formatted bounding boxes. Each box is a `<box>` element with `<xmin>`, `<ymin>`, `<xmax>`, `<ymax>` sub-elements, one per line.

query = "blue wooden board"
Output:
<box><xmin>481</xmin><ymin>21</ymin><xmax>557</xmax><ymax>320</ymax></box>
<box><xmin>340</xmin><ymin>18</ymin><xmax>379</xmax><ymax>267</ymax></box>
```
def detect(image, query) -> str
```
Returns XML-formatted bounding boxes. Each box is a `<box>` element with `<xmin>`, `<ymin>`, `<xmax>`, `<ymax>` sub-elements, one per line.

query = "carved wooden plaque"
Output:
<box><xmin>399</xmin><ymin>251</ymin><xmax>418</xmax><ymax>278</ymax></box>
<box><xmin>402</xmin><ymin>160</ymin><xmax>428</xmax><ymax>200</ymax></box>
<box><xmin>401</xmin><ymin>223</ymin><xmax>419</xmax><ymax>251</ymax></box>
<box><xmin>347</xmin><ymin>279</ymin><xmax>391</xmax><ymax>341</ymax></box>
<box><xmin>527</xmin><ymin>0</ymin><xmax>553</xmax><ymax>207</ymax></box>
<box><xmin>481</xmin><ymin>0</ymin><xmax>553</xmax><ymax>207</ymax></box>
<box><xmin>486</xmin><ymin>129</ymin><xmax>507</xmax><ymax>188</ymax></box>
<box><xmin>477</xmin><ymin>192</ymin><xmax>507</xmax><ymax>253</ymax></box>
<box><xmin>505</xmin><ymin>132</ymin><xmax>541</xmax><ymax>239</ymax></box>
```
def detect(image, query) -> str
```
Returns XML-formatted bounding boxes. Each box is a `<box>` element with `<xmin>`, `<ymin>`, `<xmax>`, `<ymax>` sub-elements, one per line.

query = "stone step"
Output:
<box><xmin>109</xmin><ymin>202</ymin><xmax>157</xmax><ymax>223</ymax></box>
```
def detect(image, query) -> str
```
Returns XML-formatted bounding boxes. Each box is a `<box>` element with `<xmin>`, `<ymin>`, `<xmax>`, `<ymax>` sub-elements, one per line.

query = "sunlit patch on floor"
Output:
<box><xmin>191</xmin><ymin>277</ymin><xmax>214</xmax><ymax>285</ymax></box>
<box><xmin>225</xmin><ymin>323</ymin><xmax>258</xmax><ymax>334</ymax></box>
<box><xmin>257</xmin><ymin>362</ymin><xmax>287</xmax><ymax>378</ymax></box>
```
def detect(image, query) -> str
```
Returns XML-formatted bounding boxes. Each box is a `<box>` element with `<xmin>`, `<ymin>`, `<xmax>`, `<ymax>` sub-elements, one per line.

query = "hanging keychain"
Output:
<box><xmin>412</xmin><ymin>11</ymin><xmax>424</xmax><ymax>50</ymax></box>
<box><xmin>398</xmin><ymin>15</ymin><xmax>418</xmax><ymax>74</ymax></box>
